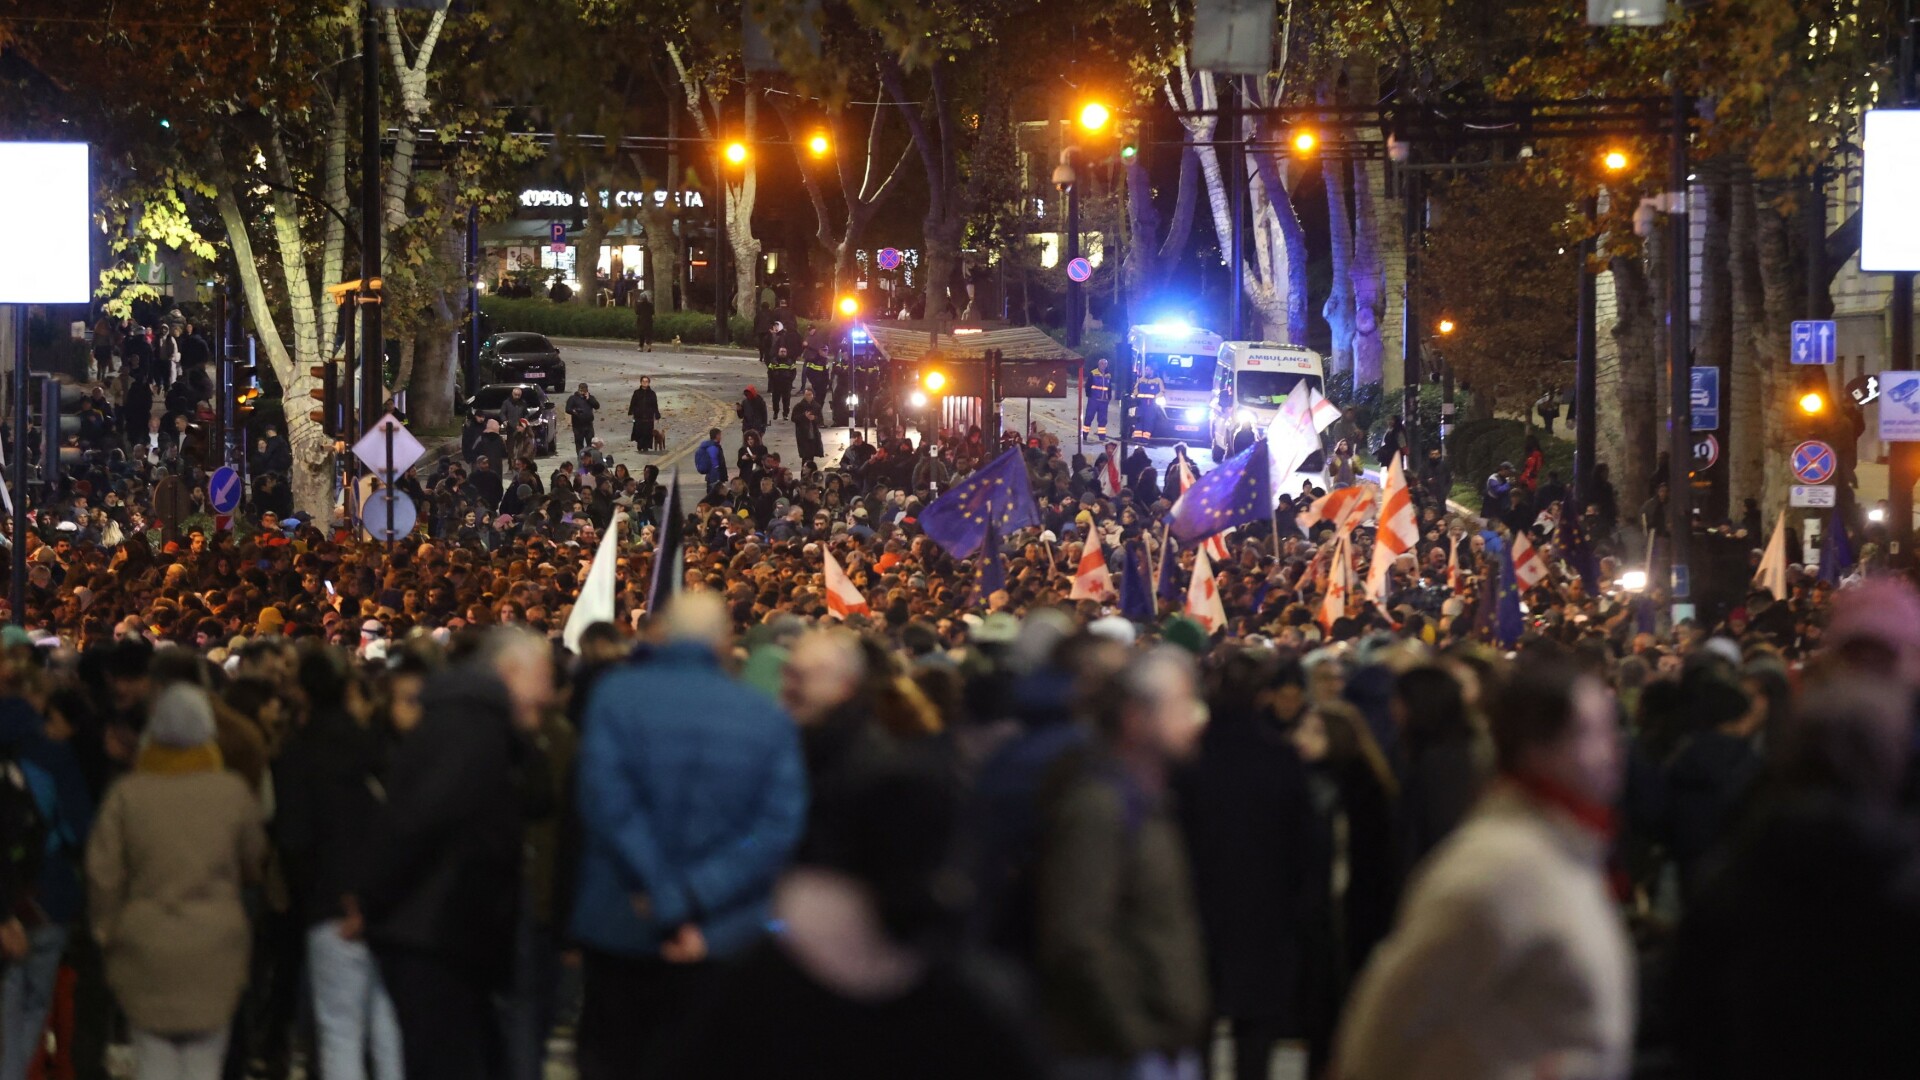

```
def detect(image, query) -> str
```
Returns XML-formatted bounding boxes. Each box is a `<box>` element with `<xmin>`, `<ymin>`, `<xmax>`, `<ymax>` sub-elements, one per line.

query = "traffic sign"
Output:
<box><xmin>353</xmin><ymin>413</ymin><xmax>426</xmax><ymax>477</ymax></box>
<box><xmin>548</xmin><ymin>222</ymin><xmax>567</xmax><ymax>253</ymax></box>
<box><xmin>876</xmin><ymin>247</ymin><xmax>902</xmax><ymax>271</ymax></box>
<box><xmin>361</xmin><ymin>489</ymin><xmax>417</xmax><ymax>544</ymax></box>
<box><xmin>1066</xmin><ymin>257</ymin><xmax>1093</xmax><ymax>283</ymax></box>
<box><xmin>1790</xmin><ymin>319</ymin><xmax>1837</xmax><ymax>365</ymax></box>
<box><xmin>1791</xmin><ymin>485</ymin><xmax>1837</xmax><ymax>508</ymax></box>
<box><xmin>1692</xmin><ymin>433</ymin><xmax>1719</xmax><ymax>470</ymax></box>
<box><xmin>1882</xmin><ymin>371</ymin><xmax>1920</xmax><ymax>441</ymax></box>
<box><xmin>207</xmin><ymin>466</ymin><xmax>242</xmax><ymax>515</ymax></box>
<box><xmin>1790</xmin><ymin>439</ymin><xmax>1836</xmax><ymax>485</ymax></box>
<box><xmin>1849</xmin><ymin>372</ymin><xmax>1881</xmax><ymax>407</ymax></box>
<box><xmin>1689</xmin><ymin>366</ymin><xmax>1720</xmax><ymax>431</ymax></box>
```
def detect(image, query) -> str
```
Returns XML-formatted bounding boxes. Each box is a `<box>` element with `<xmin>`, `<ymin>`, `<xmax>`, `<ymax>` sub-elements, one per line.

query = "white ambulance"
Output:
<box><xmin>1208</xmin><ymin>340</ymin><xmax>1329</xmax><ymax>475</ymax></box>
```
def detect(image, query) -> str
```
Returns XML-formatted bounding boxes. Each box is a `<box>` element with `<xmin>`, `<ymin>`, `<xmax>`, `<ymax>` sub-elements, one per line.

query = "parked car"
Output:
<box><xmin>479</xmin><ymin>332</ymin><xmax>567</xmax><ymax>392</ymax></box>
<box><xmin>467</xmin><ymin>383</ymin><xmax>559</xmax><ymax>457</ymax></box>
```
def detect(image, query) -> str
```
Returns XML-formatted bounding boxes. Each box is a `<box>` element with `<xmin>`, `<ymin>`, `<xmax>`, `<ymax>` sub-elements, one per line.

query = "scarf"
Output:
<box><xmin>135</xmin><ymin>743</ymin><xmax>224</xmax><ymax>776</ymax></box>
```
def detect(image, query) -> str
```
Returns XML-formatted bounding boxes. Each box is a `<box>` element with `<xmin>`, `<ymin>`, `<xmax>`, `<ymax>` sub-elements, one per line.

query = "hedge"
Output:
<box><xmin>1446</xmin><ymin>417</ymin><xmax>1576</xmax><ymax>503</ymax></box>
<box><xmin>479</xmin><ymin>295</ymin><xmax>813</xmax><ymax>347</ymax></box>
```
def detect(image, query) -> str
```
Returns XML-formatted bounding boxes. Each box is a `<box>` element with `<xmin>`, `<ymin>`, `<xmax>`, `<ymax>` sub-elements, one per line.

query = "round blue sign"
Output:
<box><xmin>876</xmin><ymin>247</ymin><xmax>902</xmax><ymax>271</ymax></box>
<box><xmin>1790</xmin><ymin>440</ymin><xmax>1835</xmax><ymax>485</ymax></box>
<box><xmin>207</xmin><ymin>466</ymin><xmax>242</xmax><ymax>515</ymax></box>
<box><xmin>1066</xmin><ymin>257</ymin><xmax>1093</xmax><ymax>283</ymax></box>
<box><xmin>361</xmin><ymin>489</ymin><xmax>417</xmax><ymax>543</ymax></box>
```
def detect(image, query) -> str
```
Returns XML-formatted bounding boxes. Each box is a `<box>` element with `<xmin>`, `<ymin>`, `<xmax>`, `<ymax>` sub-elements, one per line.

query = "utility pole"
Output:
<box><xmin>1227</xmin><ymin>82</ymin><xmax>1244</xmax><ymax>340</ymax></box>
<box><xmin>9</xmin><ymin>307</ymin><xmax>25</xmax><ymax>627</ymax></box>
<box><xmin>359</xmin><ymin>0</ymin><xmax>384</xmax><ymax>434</ymax></box>
<box><xmin>1890</xmin><ymin>0</ymin><xmax>1917</xmax><ymax>562</ymax></box>
<box><xmin>713</xmin><ymin>145</ymin><xmax>728</xmax><ymax>348</ymax></box>
<box><xmin>465</xmin><ymin>206</ymin><xmax>480</xmax><ymax>396</ymax></box>
<box><xmin>1576</xmin><ymin>193</ymin><xmax>1599</xmax><ymax>504</ymax></box>
<box><xmin>1401</xmin><ymin>163</ymin><xmax>1423</xmax><ymax>461</ymax></box>
<box><xmin>1064</xmin><ymin>153</ymin><xmax>1082</xmax><ymax>348</ymax></box>
<box><xmin>1665</xmin><ymin>87</ymin><xmax>1694</xmax><ymax>617</ymax></box>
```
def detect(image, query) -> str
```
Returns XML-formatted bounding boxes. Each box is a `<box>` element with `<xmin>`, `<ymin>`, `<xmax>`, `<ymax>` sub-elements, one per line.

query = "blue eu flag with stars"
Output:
<box><xmin>1819</xmin><ymin>506</ymin><xmax>1853</xmax><ymax>585</ymax></box>
<box><xmin>973</xmin><ymin>514</ymin><xmax>1007</xmax><ymax>602</ymax></box>
<box><xmin>920</xmin><ymin>447</ymin><xmax>1042</xmax><ymax>559</ymax></box>
<box><xmin>1166</xmin><ymin>441</ymin><xmax>1271</xmax><ymax>546</ymax></box>
<box><xmin>1475</xmin><ymin>530</ymin><xmax>1525</xmax><ymax>648</ymax></box>
<box><xmin>1120</xmin><ymin>541</ymin><xmax>1155</xmax><ymax>622</ymax></box>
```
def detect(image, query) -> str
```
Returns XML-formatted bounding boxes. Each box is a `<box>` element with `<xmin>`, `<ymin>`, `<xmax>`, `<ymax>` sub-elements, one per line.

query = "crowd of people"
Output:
<box><xmin>0</xmin><ymin>328</ymin><xmax>1912</xmax><ymax>1080</ymax></box>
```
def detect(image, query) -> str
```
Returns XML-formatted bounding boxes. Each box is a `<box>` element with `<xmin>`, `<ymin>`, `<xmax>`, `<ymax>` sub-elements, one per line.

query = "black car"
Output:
<box><xmin>479</xmin><ymin>332</ymin><xmax>567</xmax><ymax>392</ymax></box>
<box><xmin>467</xmin><ymin>383</ymin><xmax>559</xmax><ymax>457</ymax></box>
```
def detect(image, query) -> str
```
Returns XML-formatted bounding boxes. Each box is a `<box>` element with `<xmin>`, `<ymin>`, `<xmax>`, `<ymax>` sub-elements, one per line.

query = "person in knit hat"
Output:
<box><xmin>87</xmin><ymin>684</ymin><xmax>266</xmax><ymax>1080</ymax></box>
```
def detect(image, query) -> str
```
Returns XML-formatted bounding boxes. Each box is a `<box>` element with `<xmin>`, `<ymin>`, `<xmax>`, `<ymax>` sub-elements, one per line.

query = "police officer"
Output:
<box><xmin>1132</xmin><ymin>360</ymin><xmax>1164</xmax><ymax>441</ymax></box>
<box><xmin>801</xmin><ymin>327</ymin><xmax>833</xmax><ymax>403</ymax></box>
<box><xmin>765</xmin><ymin>319</ymin><xmax>801</xmax><ymax>419</ymax></box>
<box><xmin>1082</xmin><ymin>356</ymin><xmax>1114</xmax><ymax>438</ymax></box>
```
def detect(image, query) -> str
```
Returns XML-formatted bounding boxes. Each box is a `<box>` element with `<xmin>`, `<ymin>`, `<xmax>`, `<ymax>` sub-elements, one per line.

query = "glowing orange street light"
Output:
<box><xmin>723</xmin><ymin>141</ymin><xmax>748</xmax><ymax>165</ymax></box>
<box><xmin>807</xmin><ymin>132</ymin><xmax>830</xmax><ymax>157</ymax></box>
<box><xmin>1437</xmin><ymin>317</ymin><xmax>1457</xmax><ymax>335</ymax></box>
<box><xmin>1078</xmin><ymin>101</ymin><xmax>1111</xmax><ymax>133</ymax></box>
<box><xmin>1291</xmin><ymin>129</ymin><xmax>1318</xmax><ymax>153</ymax></box>
<box><xmin>837</xmin><ymin>295</ymin><xmax>859</xmax><ymax>317</ymax></box>
<box><xmin>1603</xmin><ymin>149</ymin><xmax>1630</xmax><ymax>172</ymax></box>
<box><xmin>1799</xmin><ymin>390</ymin><xmax>1827</xmax><ymax>415</ymax></box>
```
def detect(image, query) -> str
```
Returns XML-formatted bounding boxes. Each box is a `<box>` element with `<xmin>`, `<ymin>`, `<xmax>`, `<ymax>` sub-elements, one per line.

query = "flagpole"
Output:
<box><xmin>1147</xmin><ymin>526</ymin><xmax>1161</xmax><ymax>595</ymax></box>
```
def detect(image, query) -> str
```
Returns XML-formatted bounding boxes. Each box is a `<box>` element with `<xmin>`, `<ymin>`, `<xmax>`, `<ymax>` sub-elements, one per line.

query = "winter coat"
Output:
<box><xmin>1335</xmin><ymin>783</ymin><xmax>1634</xmax><ymax>1080</ymax></box>
<box><xmin>1036</xmin><ymin>752</ymin><xmax>1209</xmax><ymax>1059</ymax></box>
<box><xmin>569</xmin><ymin>643</ymin><xmax>807</xmax><ymax>960</ymax></box>
<box><xmin>273</xmin><ymin>708</ymin><xmax>390</xmax><ymax>926</ymax></box>
<box><xmin>363</xmin><ymin>668</ymin><xmax>548</xmax><ymax>988</ymax></box>
<box><xmin>1174</xmin><ymin>710</ymin><xmax>1318</xmax><ymax>1026</ymax></box>
<box><xmin>86</xmin><ymin>750</ymin><xmax>267</xmax><ymax>1035</ymax></box>
<box><xmin>0</xmin><ymin>697</ymin><xmax>95</xmax><ymax>923</ymax></box>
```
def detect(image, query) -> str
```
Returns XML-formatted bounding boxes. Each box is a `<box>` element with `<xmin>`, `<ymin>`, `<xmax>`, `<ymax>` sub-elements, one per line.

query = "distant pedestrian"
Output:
<box><xmin>632</xmin><ymin>288</ymin><xmax>655</xmax><ymax>352</ymax></box>
<box><xmin>792</xmin><ymin>388</ymin><xmax>825</xmax><ymax>465</ymax></box>
<box><xmin>566</xmin><ymin>382</ymin><xmax>601</xmax><ymax>458</ymax></box>
<box><xmin>627</xmin><ymin>377</ymin><xmax>661</xmax><ymax>454</ymax></box>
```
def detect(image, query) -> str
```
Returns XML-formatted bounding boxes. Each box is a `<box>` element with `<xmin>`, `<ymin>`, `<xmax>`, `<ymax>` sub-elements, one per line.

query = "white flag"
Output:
<box><xmin>562</xmin><ymin>513</ymin><xmax>624</xmax><ymax>653</ymax></box>
<box><xmin>1069</xmin><ymin>537</ymin><xmax>1117</xmax><ymax>602</ymax></box>
<box><xmin>1185</xmin><ymin>546</ymin><xmax>1227</xmax><ymax>635</ymax></box>
<box><xmin>1753</xmin><ymin>509</ymin><xmax>1788</xmax><ymax>601</ymax></box>
<box><xmin>823</xmin><ymin>546</ymin><xmax>871</xmax><ymax>618</ymax></box>
<box><xmin>1364</xmin><ymin>453</ymin><xmax>1419</xmax><ymax>602</ymax></box>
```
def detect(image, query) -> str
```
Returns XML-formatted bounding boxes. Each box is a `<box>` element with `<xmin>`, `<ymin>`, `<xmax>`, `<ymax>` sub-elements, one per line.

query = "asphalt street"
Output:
<box><xmin>533</xmin><ymin>336</ymin><xmax>1186</xmax><ymax>500</ymax></box>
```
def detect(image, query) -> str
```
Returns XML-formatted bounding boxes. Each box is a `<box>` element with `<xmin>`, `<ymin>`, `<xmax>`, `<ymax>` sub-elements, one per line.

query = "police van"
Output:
<box><xmin>1209</xmin><ymin>341</ymin><xmax>1329</xmax><ymax>475</ymax></box>
<box><xmin>1124</xmin><ymin>322</ymin><xmax>1224</xmax><ymax>444</ymax></box>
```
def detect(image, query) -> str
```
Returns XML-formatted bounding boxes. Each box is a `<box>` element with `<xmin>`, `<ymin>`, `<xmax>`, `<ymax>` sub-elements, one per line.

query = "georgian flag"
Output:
<box><xmin>1297</xmin><ymin>484</ymin><xmax>1374</xmax><ymax>535</ymax></box>
<box><xmin>1101</xmin><ymin>446</ymin><xmax>1124</xmax><ymax>497</ymax></box>
<box><xmin>1203</xmin><ymin>529</ymin><xmax>1232</xmax><ymax>565</ymax></box>
<box><xmin>1512</xmin><ymin>531</ymin><xmax>1550</xmax><ymax>590</ymax></box>
<box><xmin>1308</xmin><ymin>386</ymin><xmax>1344</xmax><ymax>433</ymax></box>
<box><xmin>1318</xmin><ymin>530</ymin><xmax>1355</xmax><ymax>631</ymax></box>
<box><xmin>1185</xmin><ymin>546</ymin><xmax>1228</xmax><ymax>635</ymax></box>
<box><xmin>1267</xmin><ymin>382</ymin><xmax>1321</xmax><ymax>484</ymax></box>
<box><xmin>1447</xmin><ymin>531</ymin><xmax>1464</xmax><ymax>593</ymax></box>
<box><xmin>1069</xmin><ymin>537</ymin><xmax>1117</xmax><ymax>602</ymax></box>
<box><xmin>822</xmin><ymin>546</ymin><xmax>870</xmax><ymax>619</ymax></box>
<box><xmin>1174</xmin><ymin>458</ymin><xmax>1197</xmax><ymax>497</ymax></box>
<box><xmin>1364</xmin><ymin>453</ymin><xmax>1419</xmax><ymax>602</ymax></box>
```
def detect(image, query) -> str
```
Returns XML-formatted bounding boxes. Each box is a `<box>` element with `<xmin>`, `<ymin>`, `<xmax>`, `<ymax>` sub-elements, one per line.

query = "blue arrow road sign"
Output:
<box><xmin>1690</xmin><ymin>366</ymin><xmax>1720</xmax><ymax>431</ymax></box>
<box><xmin>1791</xmin><ymin>319</ymin><xmax>1837</xmax><ymax>365</ymax></box>
<box><xmin>207</xmin><ymin>466</ymin><xmax>242</xmax><ymax>515</ymax></box>
<box><xmin>1791</xmin><ymin>440</ymin><xmax>1836</xmax><ymax>485</ymax></box>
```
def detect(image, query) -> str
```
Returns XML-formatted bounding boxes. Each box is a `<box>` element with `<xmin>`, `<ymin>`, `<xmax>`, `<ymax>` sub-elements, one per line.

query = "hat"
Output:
<box><xmin>1039</xmin><ymin>530</ymin><xmax>1058</xmax><ymax>544</ymax></box>
<box><xmin>361</xmin><ymin>619</ymin><xmax>385</xmax><ymax>637</ymax></box>
<box><xmin>55</xmin><ymin>521</ymin><xmax>77</xmax><ymax>533</ymax></box>
<box><xmin>1088</xmin><ymin>615</ymin><xmax>1137</xmax><ymax>645</ymax></box>
<box><xmin>975</xmin><ymin>612</ymin><xmax>1021</xmax><ymax>644</ymax></box>
<box><xmin>1160</xmin><ymin>615</ymin><xmax>1211</xmax><ymax>657</ymax></box>
<box><xmin>147</xmin><ymin>685</ymin><xmax>216</xmax><ymax>749</ymax></box>
<box><xmin>1828</xmin><ymin>577</ymin><xmax>1920</xmax><ymax>651</ymax></box>
<box><xmin>256</xmin><ymin>607</ymin><xmax>286</xmax><ymax>635</ymax></box>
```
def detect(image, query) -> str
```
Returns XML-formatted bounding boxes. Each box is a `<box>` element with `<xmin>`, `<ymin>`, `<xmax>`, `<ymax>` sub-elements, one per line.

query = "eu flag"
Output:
<box><xmin>1558</xmin><ymin>494</ymin><xmax>1600</xmax><ymax>593</ymax></box>
<box><xmin>1165</xmin><ymin>441</ymin><xmax>1272</xmax><ymax>546</ymax></box>
<box><xmin>1157</xmin><ymin>532</ymin><xmax>1182</xmax><ymax>602</ymax></box>
<box><xmin>920</xmin><ymin>447</ymin><xmax>1042</xmax><ymax>559</ymax></box>
<box><xmin>1120</xmin><ymin>540</ymin><xmax>1155</xmax><ymax>622</ymax></box>
<box><xmin>645</xmin><ymin>468</ymin><xmax>685</xmax><ymax>617</ymax></box>
<box><xmin>1819</xmin><ymin>506</ymin><xmax>1854</xmax><ymax>585</ymax></box>
<box><xmin>1474</xmin><ymin>530</ymin><xmax>1524</xmax><ymax>647</ymax></box>
<box><xmin>975</xmin><ymin>514</ymin><xmax>1007</xmax><ymax>601</ymax></box>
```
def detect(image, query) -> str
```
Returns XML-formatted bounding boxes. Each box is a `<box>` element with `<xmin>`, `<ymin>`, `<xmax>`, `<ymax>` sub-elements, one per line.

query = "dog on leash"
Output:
<box><xmin>651</xmin><ymin>428</ymin><xmax>668</xmax><ymax>452</ymax></box>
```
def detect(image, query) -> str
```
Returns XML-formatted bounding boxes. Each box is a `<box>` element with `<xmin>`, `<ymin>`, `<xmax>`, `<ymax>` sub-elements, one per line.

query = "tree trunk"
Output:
<box><xmin>1756</xmin><ymin>202</ymin><xmax>1797</xmax><ymax>514</ymax></box>
<box><xmin>640</xmin><ymin>201</ymin><xmax>680</xmax><ymax>301</ymax></box>
<box><xmin>922</xmin><ymin>208</ymin><xmax>963</xmax><ymax>321</ymax></box>
<box><xmin>1610</xmin><ymin>252</ymin><xmax>1659</xmax><ymax>507</ymax></box>
<box><xmin>1323</xmin><ymin>155</ymin><xmax>1355</xmax><ymax>378</ymax></box>
<box><xmin>1729</xmin><ymin>169</ymin><xmax>1766</xmax><ymax>514</ymax></box>
<box><xmin>1350</xmin><ymin>156</ymin><xmax>1387</xmax><ymax>388</ymax></box>
<box><xmin>408</xmin><ymin>330</ymin><xmax>457</xmax><ymax>430</ymax></box>
<box><xmin>728</xmin><ymin>91</ymin><xmax>760</xmax><ymax>318</ymax></box>
<box><xmin>1698</xmin><ymin>159</ymin><xmax>1734</xmax><ymax>520</ymax></box>
<box><xmin>575</xmin><ymin>215</ymin><xmax>609</xmax><ymax>306</ymax></box>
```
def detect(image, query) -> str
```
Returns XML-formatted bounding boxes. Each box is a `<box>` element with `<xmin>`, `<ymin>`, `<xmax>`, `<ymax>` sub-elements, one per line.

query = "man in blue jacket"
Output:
<box><xmin>570</xmin><ymin>592</ymin><xmax>807</xmax><ymax>1080</ymax></box>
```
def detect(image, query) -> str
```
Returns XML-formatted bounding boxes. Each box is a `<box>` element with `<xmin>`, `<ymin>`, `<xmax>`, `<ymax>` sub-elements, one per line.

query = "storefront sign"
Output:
<box><xmin>517</xmin><ymin>188</ymin><xmax>705</xmax><ymax>211</ymax></box>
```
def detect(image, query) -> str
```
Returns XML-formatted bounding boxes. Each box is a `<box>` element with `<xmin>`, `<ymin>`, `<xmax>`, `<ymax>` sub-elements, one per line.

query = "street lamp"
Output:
<box><xmin>1290</xmin><ymin>129</ymin><xmax>1318</xmax><ymax>154</ymax></box>
<box><xmin>1437</xmin><ymin>317</ymin><xmax>1457</xmax><ymax>335</ymax></box>
<box><xmin>1078</xmin><ymin>102</ymin><xmax>1111</xmax><ymax>133</ymax></box>
<box><xmin>714</xmin><ymin>141</ymin><xmax>750</xmax><ymax>346</ymax></box>
<box><xmin>807</xmin><ymin>132</ymin><xmax>831</xmax><ymax>157</ymax></box>
<box><xmin>837</xmin><ymin>295</ymin><xmax>859</xmax><ymax>317</ymax></box>
<box><xmin>1799</xmin><ymin>389</ymin><xmax>1828</xmax><ymax>415</ymax></box>
<box><xmin>724</xmin><ymin>141</ymin><xmax>748</xmax><ymax>165</ymax></box>
<box><xmin>1603</xmin><ymin>149</ymin><xmax>1630</xmax><ymax>172</ymax></box>
<box><xmin>1053</xmin><ymin>149</ymin><xmax>1083</xmax><ymax>348</ymax></box>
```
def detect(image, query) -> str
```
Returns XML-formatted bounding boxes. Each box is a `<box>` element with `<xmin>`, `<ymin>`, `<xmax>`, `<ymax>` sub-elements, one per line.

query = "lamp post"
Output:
<box><xmin>1053</xmin><ymin>151</ymin><xmax>1080</xmax><ymax>348</ymax></box>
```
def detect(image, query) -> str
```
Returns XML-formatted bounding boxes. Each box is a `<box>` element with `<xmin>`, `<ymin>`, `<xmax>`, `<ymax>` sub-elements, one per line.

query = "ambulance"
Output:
<box><xmin>1123</xmin><ymin>321</ymin><xmax>1224</xmax><ymax>444</ymax></box>
<box><xmin>1209</xmin><ymin>341</ymin><xmax>1329</xmax><ymax>474</ymax></box>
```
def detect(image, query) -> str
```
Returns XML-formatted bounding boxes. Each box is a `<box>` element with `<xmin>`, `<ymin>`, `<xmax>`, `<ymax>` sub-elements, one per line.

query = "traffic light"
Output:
<box><xmin>39</xmin><ymin>378</ymin><xmax>85</xmax><ymax>497</ymax></box>
<box><xmin>309</xmin><ymin>362</ymin><xmax>344</xmax><ymax>436</ymax></box>
<box><xmin>1121</xmin><ymin>142</ymin><xmax>1138</xmax><ymax>160</ymax></box>
<box><xmin>233</xmin><ymin>337</ymin><xmax>261</xmax><ymax>421</ymax></box>
<box><xmin>1798</xmin><ymin>389</ymin><xmax>1827</xmax><ymax>416</ymax></box>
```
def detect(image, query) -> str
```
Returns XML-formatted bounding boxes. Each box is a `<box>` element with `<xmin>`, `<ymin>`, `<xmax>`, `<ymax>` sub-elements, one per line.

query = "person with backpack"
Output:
<box><xmin>0</xmin><ymin>666</ymin><xmax>93</xmax><ymax>1080</ymax></box>
<box><xmin>694</xmin><ymin>427</ymin><xmax>728</xmax><ymax>494</ymax></box>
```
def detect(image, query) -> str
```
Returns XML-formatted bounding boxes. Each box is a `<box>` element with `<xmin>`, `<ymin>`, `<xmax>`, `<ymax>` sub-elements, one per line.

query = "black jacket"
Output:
<box><xmin>274</xmin><ymin>709</ymin><xmax>389</xmax><ymax>925</ymax></box>
<box><xmin>363</xmin><ymin>669</ymin><xmax>549</xmax><ymax>986</ymax></box>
